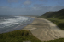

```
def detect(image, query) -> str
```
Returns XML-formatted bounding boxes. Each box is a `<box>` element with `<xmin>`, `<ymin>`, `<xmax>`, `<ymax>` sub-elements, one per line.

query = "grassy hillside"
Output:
<box><xmin>0</xmin><ymin>30</ymin><xmax>41</xmax><ymax>42</ymax></box>
<box><xmin>41</xmin><ymin>9</ymin><xmax>64</xmax><ymax>19</ymax></box>
<box><xmin>40</xmin><ymin>9</ymin><xmax>64</xmax><ymax>30</ymax></box>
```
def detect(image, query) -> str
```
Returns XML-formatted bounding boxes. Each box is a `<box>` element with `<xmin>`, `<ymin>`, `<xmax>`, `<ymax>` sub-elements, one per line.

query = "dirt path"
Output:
<box><xmin>23</xmin><ymin>18</ymin><xmax>64</xmax><ymax>41</ymax></box>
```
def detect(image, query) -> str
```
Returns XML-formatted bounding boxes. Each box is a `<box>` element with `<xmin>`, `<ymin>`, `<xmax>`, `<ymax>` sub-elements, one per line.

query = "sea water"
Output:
<box><xmin>0</xmin><ymin>15</ymin><xmax>34</xmax><ymax>33</ymax></box>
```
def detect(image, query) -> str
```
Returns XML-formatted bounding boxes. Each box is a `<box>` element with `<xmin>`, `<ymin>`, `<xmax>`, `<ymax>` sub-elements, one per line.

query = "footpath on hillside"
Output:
<box><xmin>23</xmin><ymin>18</ymin><xmax>64</xmax><ymax>41</ymax></box>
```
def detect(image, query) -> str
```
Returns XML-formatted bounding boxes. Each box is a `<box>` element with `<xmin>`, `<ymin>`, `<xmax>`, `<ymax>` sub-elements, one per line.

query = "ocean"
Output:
<box><xmin>0</xmin><ymin>15</ymin><xmax>34</xmax><ymax>33</ymax></box>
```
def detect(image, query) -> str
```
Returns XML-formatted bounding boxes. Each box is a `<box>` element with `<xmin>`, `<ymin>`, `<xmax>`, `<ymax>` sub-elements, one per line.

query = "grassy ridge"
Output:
<box><xmin>0</xmin><ymin>30</ymin><xmax>41</xmax><ymax>42</ymax></box>
<box><xmin>40</xmin><ymin>9</ymin><xmax>64</xmax><ymax>19</ymax></box>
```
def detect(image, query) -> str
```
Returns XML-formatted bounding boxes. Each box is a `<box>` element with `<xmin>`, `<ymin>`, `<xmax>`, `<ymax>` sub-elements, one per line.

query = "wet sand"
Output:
<box><xmin>23</xmin><ymin>17</ymin><xmax>64</xmax><ymax>41</ymax></box>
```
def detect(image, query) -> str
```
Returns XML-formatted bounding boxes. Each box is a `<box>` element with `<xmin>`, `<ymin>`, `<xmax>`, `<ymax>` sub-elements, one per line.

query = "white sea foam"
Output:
<box><xmin>0</xmin><ymin>16</ymin><xmax>30</xmax><ymax>28</ymax></box>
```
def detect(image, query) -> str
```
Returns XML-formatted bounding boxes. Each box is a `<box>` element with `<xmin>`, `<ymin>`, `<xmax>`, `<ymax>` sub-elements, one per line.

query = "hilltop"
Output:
<box><xmin>41</xmin><ymin>9</ymin><xmax>64</xmax><ymax>19</ymax></box>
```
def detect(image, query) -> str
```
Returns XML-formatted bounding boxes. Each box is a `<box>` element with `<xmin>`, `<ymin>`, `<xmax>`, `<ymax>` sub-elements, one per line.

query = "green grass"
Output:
<box><xmin>0</xmin><ymin>30</ymin><xmax>41</xmax><ymax>42</ymax></box>
<box><xmin>44</xmin><ymin>38</ymin><xmax>64</xmax><ymax>42</ymax></box>
<box><xmin>47</xmin><ymin>18</ymin><xmax>64</xmax><ymax>30</ymax></box>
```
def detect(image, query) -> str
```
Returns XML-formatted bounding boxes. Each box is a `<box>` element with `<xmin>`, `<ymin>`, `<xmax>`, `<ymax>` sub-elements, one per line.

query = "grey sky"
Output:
<box><xmin>0</xmin><ymin>0</ymin><xmax>64</xmax><ymax>15</ymax></box>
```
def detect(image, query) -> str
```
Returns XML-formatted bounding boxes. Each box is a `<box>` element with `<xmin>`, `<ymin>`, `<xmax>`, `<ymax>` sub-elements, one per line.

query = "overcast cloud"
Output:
<box><xmin>24</xmin><ymin>0</ymin><xmax>31</xmax><ymax>6</ymax></box>
<box><xmin>0</xmin><ymin>0</ymin><xmax>64</xmax><ymax>15</ymax></box>
<box><xmin>0</xmin><ymin>6</ymin><xmax>64</xmax><ymax>15</ymax></box>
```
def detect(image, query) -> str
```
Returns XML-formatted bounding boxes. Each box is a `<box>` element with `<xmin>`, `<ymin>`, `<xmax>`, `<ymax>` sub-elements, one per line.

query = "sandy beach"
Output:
<box><xmin>23</xmin><ymin>17</ymin><xmax>64</xmax><ymax>41</ymax></box>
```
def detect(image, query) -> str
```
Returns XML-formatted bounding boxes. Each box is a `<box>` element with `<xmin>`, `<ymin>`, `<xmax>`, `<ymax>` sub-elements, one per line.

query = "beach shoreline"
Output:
<box><xmin>23</xmin><ymin>17</ymin><xmax>64</xmax><ymax>41</ymax></box>
<box><xmin>0</xmin><ymin>16</ymin><xmax>34</xmax><ymax>34</ymax></box>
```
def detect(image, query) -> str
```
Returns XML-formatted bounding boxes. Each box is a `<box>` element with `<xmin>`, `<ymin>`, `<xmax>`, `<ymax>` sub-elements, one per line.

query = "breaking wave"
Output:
<box><xmin>0</xmin><ymin>16</ymin><xmax>34</xmax><ymax>33</ymax></box>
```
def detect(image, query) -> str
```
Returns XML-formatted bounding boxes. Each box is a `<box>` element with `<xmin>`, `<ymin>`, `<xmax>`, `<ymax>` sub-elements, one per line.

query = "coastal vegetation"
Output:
<box><xmin>40</xmin><ymin>9</ymin><xmax>64</xmax><ymax>30</ymax></box>
<box><xmin>44</xmin><ymin>38</ymin><xmax>64</xmax><ymax>42</ymax></box>
<box><xmin>0</xmin><ymin>30</ymin><xmax>41</xmax><ymax>42</ymax></box>
<box><xmin>40</xmin><ymin>9</ymin><xmax>64</xmax><ymax>19</ymax></box>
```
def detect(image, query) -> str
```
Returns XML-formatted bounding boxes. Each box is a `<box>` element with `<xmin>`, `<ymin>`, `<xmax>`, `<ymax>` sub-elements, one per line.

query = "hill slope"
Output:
<box><xmin>41</xmin><ymin>9</ymin><xmax>64</xmax><ymax>19</ymax></box>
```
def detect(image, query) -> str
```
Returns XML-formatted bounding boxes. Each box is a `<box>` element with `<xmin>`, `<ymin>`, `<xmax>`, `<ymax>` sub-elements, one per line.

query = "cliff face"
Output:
<box><xmin>41</xmin><ymin>9</ymin><xmax>64</xmax><ymax>19</ymax></box>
